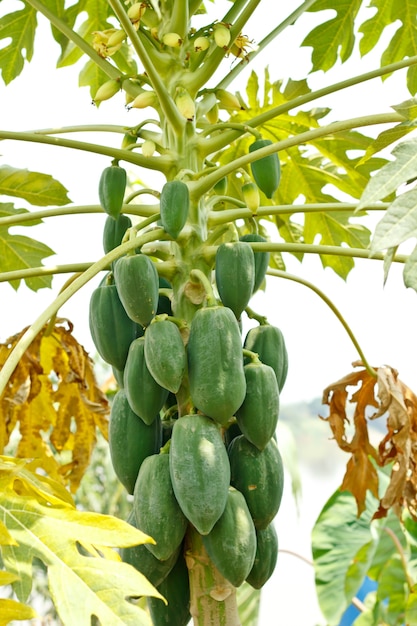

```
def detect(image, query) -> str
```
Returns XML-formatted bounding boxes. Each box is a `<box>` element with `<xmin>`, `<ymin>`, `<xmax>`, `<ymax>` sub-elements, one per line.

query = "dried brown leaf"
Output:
<box><xmin>0</xmin><ymin>320</ymin><xmax>109</xmax><ymax>492</ymax></box>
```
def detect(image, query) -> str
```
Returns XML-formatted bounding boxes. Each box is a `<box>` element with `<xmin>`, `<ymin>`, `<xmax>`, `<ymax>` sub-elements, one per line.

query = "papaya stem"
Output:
<box><xmin>245</xmin><ymin>306</ymin><xmax>268</xmax><ymax>326</ymax></box>
<box><xmin>267</xmin><ymin>268</ymin><xmax>377</xmax><ymax>378</ymax></box>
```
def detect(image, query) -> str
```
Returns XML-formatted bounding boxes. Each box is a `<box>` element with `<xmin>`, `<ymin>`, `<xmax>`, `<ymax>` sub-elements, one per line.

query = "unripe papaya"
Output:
<box><xmin>89</xmin><ymin>279</ymin><xmax>137</xmax><ymax>371</ymax></box>
<box><xmin>244</xmin><ymin>324</ymin><xmax>288</xmax><ymax>392</ymax></box>
<box><xmin>147</xmin><ymin>551</ymin><xmax>191</xmax><ymax>626</ymax></box>
<box><xmin>228</xmin><ymin>435</ymin><xmax>284</xmax><ymax>530</ymax></box>
<box><xmin>170</xmin><ymin>414</ymin><xmax>230</xmax><ymax>535</ymax></box>
<box><xmin>133</xmin><ymin>454</ymin><xmax>188</xmax><ymax>561</ymax></box>
<box><xmin>187</xmin><ymin>306</ymin><xmax>246</xmax><ymax>425</ymax></box>
<box><xmin>249</xmin><ymin>139</ymin><xmax>280</xmax><ymax>199</ymax></box>
<box><xmin>236</xmin><ymin>362</ymin><xmax>279</xmax><ymax>450</ymax></box>
<box><xmin>98</xmin><ymin>165</ymin><xmax>127</xmax><ymax>219</ymax></box>
<box><xmin>215</xmin><ymin>241</ymin><xmax>255</xmax><ymax>320</ymax></box>
<box><xmin>202</xmin><ymin>487</ymin><xmax>256</xmax><ymax>587</ymax></box>
<box><xmin>109</xmin><ymin>389</ymin><xmax>162</xmax><ymax>494</ymax></box>
<box><xmin>144</xmin><ymin>318</ymin><xmax>186</xmax><ymax>393</ymax></box>
<box><xmin>123</xmin><ymin>337</ymin><xmax>169</xmax><ymax>425</ymax></box>
<box><xmin>113</xmin><ymin>253</ymin><xmax>159</xmax><ymax>327</ymax></box>
<box><xmin>103</xmin><ymin>213</ymin><xmax>132</xmax><ymax>254</ymax></box>
<box><xmin>160</xmin><ymin>180</ymin><xmax>190</xmax><ymax>239</ymax></box>
<box><xmin>239</xmin><ymin>233</ymin><xmax>270</xmax><ymax>293</ymax></box>
<box><xmin>246</xmin><ymin>523</ymin><xmax>278</xmax><ymax>589</ymax></box>
<box><xmin>121</xmin><ymin>511</ymin><xmax>180</xmax><ymax>588</ymax></box>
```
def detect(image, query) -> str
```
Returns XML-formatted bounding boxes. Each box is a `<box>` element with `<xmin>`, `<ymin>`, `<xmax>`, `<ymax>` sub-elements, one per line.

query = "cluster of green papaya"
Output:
<box><xmin>89</xmin><ymin>166</ymin><xmax>287</xmax><ymax>624</ymax></box>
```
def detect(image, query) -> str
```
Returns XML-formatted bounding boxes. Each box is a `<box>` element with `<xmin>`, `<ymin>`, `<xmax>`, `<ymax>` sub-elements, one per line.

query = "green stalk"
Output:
<box><xmin>0</xmin><ymin>264</ymin><xmax>96</xmax><ymax>284</ymax></box>
<box><xmin>0</xmin><ymin>130</ymin><xmax>174</xmax><ymax>172</ymax></box>
<box><xmin>216</xmin><ymin>0</ymin><xmax>320</xmax><ymax>91</ymax></box>
<box><xmin>0</xmin><ymin>227</ymin><xmax>167</xmax><ymax>397</ymax></box>
<box><xmin>267</xmin><ymin>268</ymin><xmax>377</xmax><ymax>378</ymax></box>
<box><xmin>193</xmin><ymin>112</ymin><xmax>403</xmax><ymax>196</ymax></box>
<box><xmin>0</xmin><ymin>204</ymin><xmax>159</xmax><ymax>228</ymax></box>
<box><xmin>207</xmin><ymin>202</ymin><xmax>389</xmax><ymax>226</ymax></box>
<box><xmin>108</xmin><ymin>0</ymin><xmax>185</xmax><ymax>134</ymax></box>
<box><xmin>167</xmin><ymin>0</ymin><xmax>189</xmax><ymax>39</ymax></box>
<box><xmin>204</xmin><ymin>55</ymin><xmax>417</xmax><ymax>156</ymax></box>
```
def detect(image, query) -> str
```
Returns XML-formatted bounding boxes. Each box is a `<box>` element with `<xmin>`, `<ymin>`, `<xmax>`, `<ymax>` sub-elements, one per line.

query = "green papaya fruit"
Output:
<box><xmin>147</xmin><ymin>551</ymin><xmax>191</xmax><ymax>626</ymax></box>
<box><xmin>228</xmin><ymin>435</ymin><xmax>284</xmax><ymax>530</ymax></box>
<box><xmin>98</xmin><ymin>164</ymin><xmax>127</xmax><ymax>219</ymax></box>
<box><xmin>187</xmin><ymin>306</ymin><xmax>246</xmax><ymax>426</ymax></box>
<box><xmin>103</xmin><ymin>213</ymin><xmax>132</xmax><ymax>254</ymax></box>
<box><xmin>89</xmin><ymin>279</ymin><xmax>137</xmax><ymax>371</ymax></box>
<box><xmin>244</xmin><ymin>324</ymin><xmax>288</xmax><ymax>392</ymax></box>
<box><xmin>109</xmin><ymin>389</ymin><xmax>162</xmax><ymax>494</ymax></box>
<box><xmin>160</xmin><ymin>180</ymin><xmax>190</xmax><ymax>239</ymax></box>
<box><xmin>113</xmin><ymin>253</ymin><xmax>159</xmax><ymax>327</ymax></box>
<box><xmin>249</xmin><ymin>139</ymin><xmax>280</xmax><ymax>199</ymax></box>
<box><xmin>144</xmin><ymin>318</ymin><xmax>186</xmax><ymax>394</ymax></box>
<box><xmin>246</xmin><ymin>523</ymin><xmax>278</xmax><ymax>589</ymax></box>
<box><xmin>121</xmin><ymin>510</ymin><xmax>180</xmax><ymax>588</ymax></box>
<box><xmin>202</xmin><ymin>487</ymin><xmax>256</xmax><ymax>587</ymax></box>
<box><xmin>133</xmin><ymin>453</ymin><xmax>188</xmax><ymax>561</ymax></box>
<box><xmin>169</xmin><ymin>414</ymin><xmax>230</xmax><ymax>535</ymax></box>
<box><xmin>239</xmin><ymin>233</ymin><xmax>270</xmax><ymax>293</ymax></box>
<box><xmin>236</xmin><ymin>362</ymin><xmax>279</xmax><ymax>450</ymax></box>
<box><xmin>123</xmin><ymin>337</ymin><xmax>169</xmax><ymax>425</ymax></box>
<box><xmin>215</xmin><ymin>241</ymin><xmax>255</xmax><ymax>319</ymax></box>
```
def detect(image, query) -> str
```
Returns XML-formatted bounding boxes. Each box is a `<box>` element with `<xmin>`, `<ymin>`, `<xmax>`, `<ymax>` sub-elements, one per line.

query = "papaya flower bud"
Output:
<box><xmin>242</xmin><ymin>181</ymin><xmax>260</xmax><ymax>214</ymax></box>
<box><xmin>107</xmin><ymin>29</ymin><xmax>127</xmax><ymax>47</ymax></box>
<box><xmin>206</xmin><ymin>103</ymin><xmax>219</xmax><ymax>124</ymax></box>
<box><xmin>175</xmin><ymin>88</ymin><xmax>195</xmax><ymax>121</ymax></box>
<box><xmin>142</xmin><ymin>140</ymin><xmax>156</xmax><ymax>157</ymax></box>
<box><xmin>215</xmin><ymin>89</ymin><xmax>243</xmax><ymax>111</ymax></box>
<box><xmin>127</xmin><ymin>2</ymin><xmax>147</xmax><ymax>29</ymax></box>
<box><xmin>129</xmin><ymin>90</ymin><xmax>158</xmax><ymax>109</ymax></box>
<box><xmin>93</xmin><ymin>79</ymin><xmax>120</xmax><ymax>105</ymax></box>
<box><xmin>194</xmin><ymin>36</ymin><xmax>210</xmax><ymax>52</ymax></box>
<box><xmin>214</xmin><ymin>23</ymin><xmax>231</xmax><ymax>49</ymax></box>
<box><xmin>162</xmin><ymin>32</ymin><xmax>183</xmax><ymax>47</ymax></box>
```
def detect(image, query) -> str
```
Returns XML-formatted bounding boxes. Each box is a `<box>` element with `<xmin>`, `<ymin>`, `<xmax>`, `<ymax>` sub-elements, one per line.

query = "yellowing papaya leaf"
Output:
<box><xmin>321</xmin><ymin>363</ymin><xmax>417</xmax><ymax>520</ymax></box>
<box><xmin>0</xmin><ymin>320</ymin><xmax>109</xmax><ymax>492</ymax></box>
<box><xmin>0</xmin><ymin>492</ymin><xmax>159</xmax><ymax>626</ymax></box>
<box><xmin>0</xmin><ymin>598</ymin><xmax>37</xmax><ymax>626</ymax></box>
<box><xmin>0</xmin><ymin>166</ymin><xmax>71</xmax><ymax>206</ymax></box>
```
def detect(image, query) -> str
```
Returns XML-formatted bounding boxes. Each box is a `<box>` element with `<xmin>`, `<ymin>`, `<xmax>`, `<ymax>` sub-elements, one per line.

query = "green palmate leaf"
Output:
<box><xmin>301</xmin><ymin>0</ymin><xmax>362</xmax><ymax>72</ymax></box>
<box><xmin>357</xmin><ymin>138</ymin><xmax>417</xmax><ymax>210</ymax></box>
<box><xmin>358</xmin><ymin>123</ymin><xmax>417</xmax><ymax>165</ymax></box>
<box><xmin>370</xmin><ymin>187</ymin><xmax>417</xmax><ymax>252</ymax></box>
<box><xmin>359</xmin><ymin>0</ymin><xmax>417</xmax><ymax>95</ymax></box>
<box><xmin>0</xmin><ymin>3</ymin><xmax>37</xmax><ymax>85</ymax></box>
<box><xmin>404</xmin><ymin>243</ymin><xmax>417</xmax><ymax>290</ymax></box>
<box><xmin>43</xmin><ymin>0</ymin><xmax>80</xmax><ymax>60</ymax></box>
<box><xmin>376</xmin><ymin>555</ymin><xmax>409</xmax><ymax>623</ymax></box>
<box><xmin>312</xmin><ymin>489</ymin><xmax>379</xmax><ymax>625</ymax></box>
<box><xmin>392</xmin><ymin>97</ymin><xmax>417</xmax><ymax>120</ymax></box>
<box><xmin>0</xmin><ymin>166</ymin><xmax>71</xmax><ymax>206</ymax></box>
<box><xmin>406</xmin><ymin>588</ymin><xmax>417</xmax><ymax>626</ymax></box>
<box><xmin>1</xmin><ymin>495</ymin><xmax>160</xmax><ymax>625</ymax></box>
<box><xmin>236</xmin><ymin>582</ymin><xmax>260</xmax><ymax>626</ymax></box>
<box><xmin>0</xmin><ymin>204</ymin><xmax>55</xmax><ymax>291</ymax></box>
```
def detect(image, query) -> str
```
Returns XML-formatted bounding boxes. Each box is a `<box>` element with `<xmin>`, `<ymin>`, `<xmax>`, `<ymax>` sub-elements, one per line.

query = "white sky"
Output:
<box><xmin>1</xmin><ymin>2</ymin><xmax>415</xmax><ymax>624</ymax></box>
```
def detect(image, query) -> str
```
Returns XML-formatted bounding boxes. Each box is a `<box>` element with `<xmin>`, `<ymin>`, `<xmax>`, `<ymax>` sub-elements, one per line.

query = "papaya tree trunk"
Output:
<box><xmin>186</xmin><ymin>527</ymin><xmax>241</xmax><ymax>626</ymax></box>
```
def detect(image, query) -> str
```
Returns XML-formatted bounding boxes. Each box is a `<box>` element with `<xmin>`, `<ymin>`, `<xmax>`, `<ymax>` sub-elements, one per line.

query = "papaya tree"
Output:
<box><xmin>1</xmin><ymin>0</ymin><xmax>417</xmax><ymax>624</ymax></box>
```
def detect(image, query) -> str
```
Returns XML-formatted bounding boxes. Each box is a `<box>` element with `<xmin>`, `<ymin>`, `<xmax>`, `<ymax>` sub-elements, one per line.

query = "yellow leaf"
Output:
<box><xmin>0</xmin><ymin>320</ymin><xmax>109</xmax><ymax>491</ymax></box>
<box><xmin>0</xmin><ymin>598</ymin><xmax>37</xmax><ymax>625</ymax></box>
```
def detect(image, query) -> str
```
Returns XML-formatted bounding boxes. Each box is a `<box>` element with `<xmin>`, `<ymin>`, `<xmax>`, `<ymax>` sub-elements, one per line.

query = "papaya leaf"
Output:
<box><xmin>0</xmin><ymin>321</ymin><xmax>109</xmax><ymax>491</ymax></box>
<box><xmin>312</xmin><ymin>489</ymin><xmax>378</xmax><ymax>625</ymax></box>
<box><xmin>236</xmin><ymin>582</ymin><xmax>260</xmax><ymax>626</ymax></box>
<box><xmin>357</xmin><ymin>138</ymin><xmax>417</xmax><ymax>210</ymax></box>
<box><xmin>392</xmin><ymin>97</ymin><xmax>417</xmax><ymax>121</ymax></box>
<box><xmin>0</xmin><ymin>3</ymin><xmax>37</xmax><ymax>85</ymax></box>
<box><xmin>357</xmin><ymin>122</ymin><xmax>417</xmax><ymax>166</ymax></box>
<box><xmin>0</xmin><ymin>598</ymin><xmax>37</xmax><ymax>626</ymax></box>
<box><xmin>0</xmin><ymin>458</ymin><xmax>161</xmax><ymax>626</ymax></box>
<box><xmin>0</xmin><ymin>166</ymin><xmax>71</xmax><ymax>206</ymax></box>
<box><xmin>0</xmin><ymin>205</ymin><xmax>55</xmax><ymax>291</ymax></box>
<box><xmin>403</xmin><ymin>243</ymin><xmax>417</xmax><ymax>290</ymax></box>
<box><xmin>406</xmin><ymin>588</ymin><xmax>417</xmax><ymax>626</ymax></box>
<box><xmin>376</xmin><ymin>555</ymin><xmax>409</xmax><ymax>622</ymax></box>
<box><xmin>358</xmin><ymin>0</ymin><xmax>395</xmax><ymax>57</ymax></box>
<box><xmin>301</xmin><ymin>0</ymin><xmax>362</xmax><ymax>72</ymax></box>
<box><xmin>370</xmin><ymin>187</ymin><xmax>417</xmax><ymax>252</ymax></box>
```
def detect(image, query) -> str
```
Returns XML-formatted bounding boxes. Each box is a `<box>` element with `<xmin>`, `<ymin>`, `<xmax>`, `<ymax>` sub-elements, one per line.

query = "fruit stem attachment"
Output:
<box><xmin>189</xmin><ymin>269</ymin><xmax>217</xmax><ymax>307</ymax></box>
<box><xmin>268</xmin><ymin>269</ymin><xmax>377</xmax><ymax>378</ymax></box>
<box><xmin>245</xmin><ymin>306</ymin><xmax>268</xmax><ymax>326</ymax></box>
<box><xmin>242</xmin><ymin>348</ymin><xmax>261</xmax><ymax>364</ymax></box>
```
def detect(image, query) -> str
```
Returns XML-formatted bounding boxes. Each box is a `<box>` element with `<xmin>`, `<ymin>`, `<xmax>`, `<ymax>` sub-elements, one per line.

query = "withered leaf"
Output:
<box><xmin>0</xmin><ymin>320</ymin><xmax>109</xmax><ymax>492</ymax></box>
